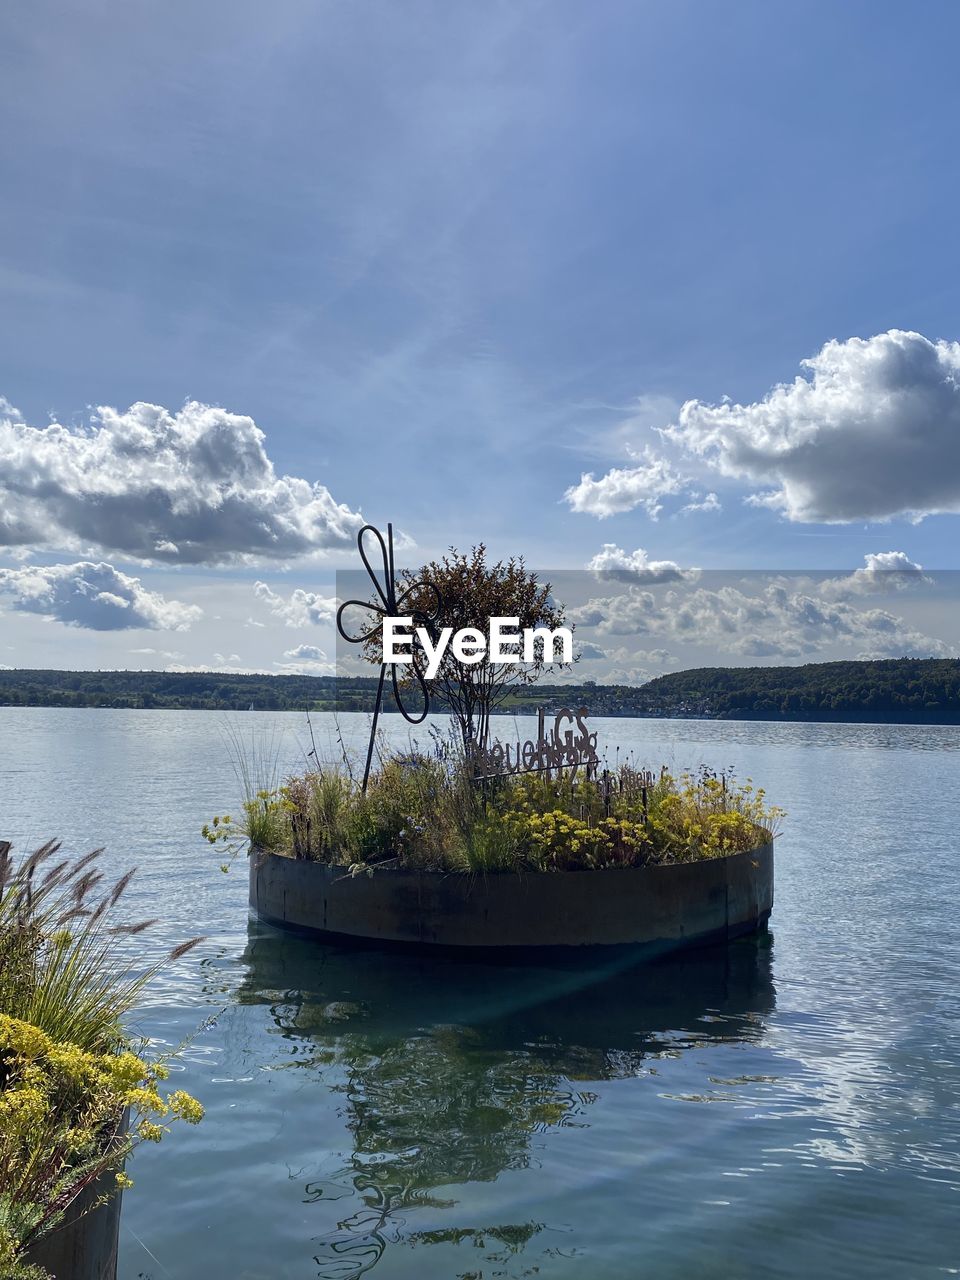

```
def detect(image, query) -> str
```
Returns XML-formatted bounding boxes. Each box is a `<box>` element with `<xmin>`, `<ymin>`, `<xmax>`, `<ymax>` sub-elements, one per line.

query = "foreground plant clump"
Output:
<box><xmin>206</xmin><ymin>744</ymin><xmax>783</xmax><ymax>874</ymax></box>
<box><xmin>0</xmin><ymin>840</ymin><xmax>204</xmax><ymax>1279</ymax></box>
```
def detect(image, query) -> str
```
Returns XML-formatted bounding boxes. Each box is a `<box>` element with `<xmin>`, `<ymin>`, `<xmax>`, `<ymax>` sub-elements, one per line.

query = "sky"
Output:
<box><xmin>3</xmin><ymin>0</ymin><xmax>960</xmax><ymax>680</ymax></box>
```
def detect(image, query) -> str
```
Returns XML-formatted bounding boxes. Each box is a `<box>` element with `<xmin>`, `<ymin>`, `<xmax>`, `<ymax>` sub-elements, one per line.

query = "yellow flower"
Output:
<box><xmin>126</xmin><ymin>1086</ymin><xmax>168</xmax><ymax>1117</ymax></box>
<box><xmin>106</xmin><ymin>1051</ymin><xmax>150</xmax><ymax>1089</ymax></box>
<box><xmin>0</xmin><ymin>1013</ymin><xmax>50</xmax><ymax>1059</ymax></box>
<box><xmin>0</xmin><ymin>1085</ymin><xmax>47</xmax><ymax>1125</ymax></box>
<box><xmin>47</xmin><ymin>1041</ymin><xmax>96</xmax><ymax>1082</ymax></box>
<box><xmin>169</xmin><ymin>1090</ymin><xmax>204</xmax><ymax>1123</ymax></box>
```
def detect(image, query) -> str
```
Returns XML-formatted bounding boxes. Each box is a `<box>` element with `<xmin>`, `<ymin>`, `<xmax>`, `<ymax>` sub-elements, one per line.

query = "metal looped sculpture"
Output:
<box><xmin>336</xmin><ymin>522</ymin><xmax>442</xmax><ymax>790</ymax></box>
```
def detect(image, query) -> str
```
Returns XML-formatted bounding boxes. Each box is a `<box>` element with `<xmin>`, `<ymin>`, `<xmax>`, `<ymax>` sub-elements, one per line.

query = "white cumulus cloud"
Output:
<box><xmin>273</xmin><ymin>648</ymin><xmax>335</xmax><ymax>675</ymax></box>
<box><xmin>664</xmin><ymin>330</ymin><xmax>960</xmax><ymax>523</ymax></box>
<box><xmin>606</xmin><ymin>646</ymin><xmax>675</xmax><ymax>666</ymax></box>
<box><xmin>820</xmin><ymin>551</ymin><xmax>930</xmax><ymax>600</ymax></box>
<box><xmin>564</xmin><ymin>449</ymin><xmax>684</xmax><ymax>519</ymax></box>
<box><xmin>0</xmin><ymin>397</ymin><xmax>363</xmax><ymax>564</ymax></box>
<box><xmin>0</xmin><ymin>562</ymin><xmax>201</xmax><ymax>631</ymax></box>
<box><xmin>605</xmin><ymin>665</ymin><xmax>653</xmax><ymax>685</ymax></box>
<box><xmin>587</xmin><ymin>544</ymin><xmax>693</xmax><ymax>584</ymax></box>
<box><xmin>573</xmin><ymin>579</ymin><xmax>953</xmax><ymax>659</ymax></box>
<box><xmin>254</xmin><ymin>581</ymin><xmax>336</xmax><ymax>627</ymax></box>
<box><xmin>283</xmin><ymin>644</ymin><xmax>327</xmax><ymax>661</ymax></box>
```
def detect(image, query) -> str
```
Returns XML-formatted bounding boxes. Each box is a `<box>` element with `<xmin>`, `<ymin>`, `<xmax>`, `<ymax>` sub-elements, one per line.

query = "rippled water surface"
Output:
<box><xmin>2</xmin><ymin>708</ymin><xmax>959</xmax><ymax>1279</ymax></box>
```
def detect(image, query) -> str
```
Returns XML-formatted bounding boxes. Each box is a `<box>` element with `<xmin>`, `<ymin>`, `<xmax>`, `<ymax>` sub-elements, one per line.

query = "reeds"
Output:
<box><xmin>1</xmin><ymin>840</ymin><xmax>202</xmax><ymax>1053</ymax></box>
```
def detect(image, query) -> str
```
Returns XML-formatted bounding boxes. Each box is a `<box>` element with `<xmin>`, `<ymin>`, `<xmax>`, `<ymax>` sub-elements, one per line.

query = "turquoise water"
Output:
<box><xmin>2</xmin><ymin>708</ymin><xmax>960</xmax><ymax>1279</ymax></box>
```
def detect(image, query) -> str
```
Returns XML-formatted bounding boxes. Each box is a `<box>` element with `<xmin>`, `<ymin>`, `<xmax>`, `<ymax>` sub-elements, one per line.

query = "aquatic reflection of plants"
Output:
<box><xmin>238</xmin><ymin>929</ymin><xmax>774</xmax><ymax>1278</ymax></box>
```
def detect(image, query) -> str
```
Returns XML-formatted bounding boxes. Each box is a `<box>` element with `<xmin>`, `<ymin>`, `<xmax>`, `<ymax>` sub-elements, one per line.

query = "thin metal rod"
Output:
<box><xmin>362</xmin><ymin>662</ymin><xmax>387</xmax><ymax>791</ymax></box>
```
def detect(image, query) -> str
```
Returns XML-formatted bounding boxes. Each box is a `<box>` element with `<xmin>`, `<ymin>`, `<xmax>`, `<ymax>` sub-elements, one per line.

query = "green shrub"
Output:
<box><xmin>207</xmin><ymin>744</ymin><xmax>783</xmax><ymax>874</ymax></box>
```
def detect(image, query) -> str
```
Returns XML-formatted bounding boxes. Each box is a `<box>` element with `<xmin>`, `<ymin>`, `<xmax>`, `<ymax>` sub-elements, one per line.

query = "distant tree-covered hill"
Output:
<box><xmin>0</xmin><ymin>668</ymin><xmax>345</xmax><ymax>711</ymax></box>
<box><xmin>0</xmin><ymin>658</ymin><xmax>958</xmax><ymax>722</ymax></box>
<box><xmin>638</xmin><ymin>658</ymin><xmax>960</xmax><ymax>723</ymax></box>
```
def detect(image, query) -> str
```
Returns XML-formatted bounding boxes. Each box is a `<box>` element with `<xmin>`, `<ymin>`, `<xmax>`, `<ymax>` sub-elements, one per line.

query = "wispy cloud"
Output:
<box><xmin>679</xmin><ymin>492</ymin><xmax>721</xmax><ymax>515</ymax></box>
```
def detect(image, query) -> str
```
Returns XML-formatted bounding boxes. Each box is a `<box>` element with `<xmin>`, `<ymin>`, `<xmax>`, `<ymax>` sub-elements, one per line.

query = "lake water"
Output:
<box><xmin>2</xmin><ymin>707</ymin><xmax>959</xmax><ymax>1279</ymax></box>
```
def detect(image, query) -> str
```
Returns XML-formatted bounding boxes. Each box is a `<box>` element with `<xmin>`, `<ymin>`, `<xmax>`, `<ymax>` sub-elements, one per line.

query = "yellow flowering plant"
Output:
<box><xmin>207</xmin><ymin>734</ymin><xmax>783</xmax><ymax>874</ymax></box>
<box><xmin>0</xmin><ymin>1013</ymin><xmax>203</xmax><ymax>1247</ymax></box>
<box><xmin>501</xmin><ymin>809</ymin><xmax>651</xmax><ymax>870</ymax></box>
<box><xmin>0</xmin><ymin>840</ymin><xmax>205</xmax><ymax>1278</ymax></box>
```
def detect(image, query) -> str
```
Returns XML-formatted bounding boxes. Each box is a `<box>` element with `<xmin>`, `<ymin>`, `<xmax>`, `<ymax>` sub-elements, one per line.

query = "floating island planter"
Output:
<box><xmin>210</xmin><ymin>713</ymin><xmax>780</xmax><ymax>955</ymax></box>
<box><xmin>207</xmin><ymin>523</ymin><xmax>781</xmax><ymax>955</ymax></box>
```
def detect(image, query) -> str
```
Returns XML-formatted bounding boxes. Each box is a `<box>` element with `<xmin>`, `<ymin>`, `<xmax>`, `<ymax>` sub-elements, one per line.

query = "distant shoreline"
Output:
<box><xmin>1</xmin><ymin>658</ymin><xmax>959</xmax><ymax>724</ymax></box>
<box><xmin>4</xmin><ymin>706</ymin><xmax>960</xmax><ymax>729</ymax></box>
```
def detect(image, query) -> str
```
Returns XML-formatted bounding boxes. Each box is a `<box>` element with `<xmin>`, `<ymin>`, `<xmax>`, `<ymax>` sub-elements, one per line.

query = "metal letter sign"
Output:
<box><xmin>472</xmin><ymin>707</ymin><xmax>600</xmax><ymax>781</ymax></box>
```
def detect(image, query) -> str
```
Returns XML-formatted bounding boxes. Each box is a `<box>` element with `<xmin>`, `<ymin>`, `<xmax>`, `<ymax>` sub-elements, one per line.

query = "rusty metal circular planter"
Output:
<box><xmin>249</xmin><ymin>841</ymin><xmax>774</xmax><ymax>954</ymax></box>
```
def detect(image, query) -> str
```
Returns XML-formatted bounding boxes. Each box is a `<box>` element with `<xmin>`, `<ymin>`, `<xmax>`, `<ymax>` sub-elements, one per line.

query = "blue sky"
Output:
<box><xmin>3</xmin><ymin>1</ymin><xmax>960</xmax><ymax>676</ymax></box>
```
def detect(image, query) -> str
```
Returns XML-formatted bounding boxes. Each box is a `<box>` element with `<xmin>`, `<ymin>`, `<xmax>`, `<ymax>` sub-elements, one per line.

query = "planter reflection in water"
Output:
<box><xmin>236</xmin><ymin>922</ymin><xmax>775</xmax><ymax>1274</ymax></box>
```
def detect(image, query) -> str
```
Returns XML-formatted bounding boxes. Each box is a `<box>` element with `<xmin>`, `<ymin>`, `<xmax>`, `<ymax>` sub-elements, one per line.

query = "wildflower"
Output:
<box><xmin>169</xmin><ymin>1090</ymin><xmax>204</xmax><ymax>1123</ymax></box>
<box><xmin>107</xmin><ymin>1051</ymin><xmax>150</xmax><ymax>1090</ymax></box>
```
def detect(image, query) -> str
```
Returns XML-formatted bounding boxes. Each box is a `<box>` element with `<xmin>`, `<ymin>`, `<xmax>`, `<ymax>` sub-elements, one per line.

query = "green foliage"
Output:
<box><xmin>0</xmin><ymin>842</ymin><xmax>204</xmax><ymax>1274</ymax></box>
<box><xmin>355</xmin><ymin>544</ymin><xmax>573</xmax><ymax>748</ymax></box>
<box><xmin>210</xmin><ymin>740</ymin><xmax>782</xmax><ymax>874</ymax></box>
<box><xmin>203</xmin><ymin>727</ymin><xmax>289</xmax><ymax>870</ymax></box>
